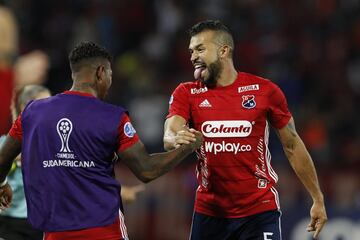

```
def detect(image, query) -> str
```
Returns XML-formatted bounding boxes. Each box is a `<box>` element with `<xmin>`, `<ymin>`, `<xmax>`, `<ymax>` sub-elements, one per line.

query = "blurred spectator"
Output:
<box><xmin>0</xmin><ymin>5</ymin><xmax>49</xmax><ymax>135</ymax></box>
<box><xmin>13</xmin><ymin>50</ymin><xmax>49</xmax><ymax>88</ymax></box>
<box><xmin>330</xmin><ymin>172</ymin><xmax>359</xmax><ymax>211</ymax></box>
<box><xmin>0</xmin><ymin>85</ymin><xmax>50</xmax><ymax>240</ymax></box>
<box><xmin>0</xmin><ymin>6</ymin><xmax>18</xmax><ymax>135</ymax></box>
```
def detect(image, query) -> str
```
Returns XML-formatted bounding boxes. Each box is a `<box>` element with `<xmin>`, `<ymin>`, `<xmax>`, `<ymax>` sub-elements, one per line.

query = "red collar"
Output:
<box><xmin>62</xmin><ymin>91</ymin><xmax>96</xmax><ymax>98</ymax></box>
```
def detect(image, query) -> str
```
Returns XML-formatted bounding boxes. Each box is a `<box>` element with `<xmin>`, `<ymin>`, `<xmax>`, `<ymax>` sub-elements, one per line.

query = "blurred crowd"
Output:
<box><xmin>1</xmin><ymin>0</ymin><xmax>359</xmax><ymax>239</ymax></box>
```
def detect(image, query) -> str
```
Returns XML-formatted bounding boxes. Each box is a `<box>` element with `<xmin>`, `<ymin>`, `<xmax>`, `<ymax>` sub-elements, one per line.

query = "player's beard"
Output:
<box><xmin>201</xmin><ymin>59</ymin><xmax>222</xmax><ymax>88</ymax></box>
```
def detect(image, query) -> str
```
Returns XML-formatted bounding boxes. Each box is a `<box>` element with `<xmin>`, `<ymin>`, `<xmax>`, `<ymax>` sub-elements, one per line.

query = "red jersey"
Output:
<box><xmin>0</xmin><ymin>68</ymin><xmax>14</xmax><ymax>135</ymax></box>
<box><xmin>167</xmin><ymin>72</ymin><xmax>292</xmax><ymax>218</ymax></box>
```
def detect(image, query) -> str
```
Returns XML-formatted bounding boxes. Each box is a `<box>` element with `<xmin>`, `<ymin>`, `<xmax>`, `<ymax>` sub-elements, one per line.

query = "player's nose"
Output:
<box><xmin>190</xmin><ymin>52</ymin><xmax>198</xmax><ymax>63</ymax></box>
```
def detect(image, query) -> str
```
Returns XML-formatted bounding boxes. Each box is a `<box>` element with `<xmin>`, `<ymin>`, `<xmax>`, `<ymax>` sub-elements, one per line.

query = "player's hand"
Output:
<box><xmin>306</xmin><ymin>200</ymin><xmax>327</xmax><ymax>239</ymax></box>
<box><xmin>189</xmin><ymin>130</ymin><xmax>203</xmax><ymax>151</ymax></box>
<box><xmin>121</xmin><ymin>184</ymin><xmax>145</xmax><ymax>203</ymax></box>
<box><xmin>174</xmin><ymin>126</ymin><xmax>198</xmax><ymax>149</ymax></box>
<box><xmin>0</xmin><ymin>183</ymin><xmax>12</xmax><ymax>210</ymax></box>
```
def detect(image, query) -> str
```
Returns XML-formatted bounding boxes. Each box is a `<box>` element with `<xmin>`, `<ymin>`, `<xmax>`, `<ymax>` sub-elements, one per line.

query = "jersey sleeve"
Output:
<box><xmin>268</xmin><ymin>84</ymin><xmax>292</xmax><ymax>129</ymax></box>
<box><xmin>117</xmin><ymin>113</ymin><xmax>139</xmax><ymax>152</ymax></box>
<box><xmin>0</xmin><ymin>68</ymin><xmax>14</xmax><ymax>135</ymax></box>
<box><xmin>166</xmin><ymin>84</ymin><xmax>190</xmax><ymax>121</ymax></box>
<box><xmin>8</xmin><ymin>114</ymin><xmax>23</xmax><ymax>140</ymax></box>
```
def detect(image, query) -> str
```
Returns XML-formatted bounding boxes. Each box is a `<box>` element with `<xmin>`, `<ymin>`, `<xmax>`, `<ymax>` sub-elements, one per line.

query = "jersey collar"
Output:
<box><xmin>62</xmin><ymin>91</ymin><xmax>96</xmax><ymax>98</ymax></box>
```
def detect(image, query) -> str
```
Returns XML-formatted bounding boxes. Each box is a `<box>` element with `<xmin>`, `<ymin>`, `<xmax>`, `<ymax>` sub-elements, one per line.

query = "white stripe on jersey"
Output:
<box><xmin>264</xmin><ymin>121</ymin><xmax>278</xmax><ymax>182</ymax></box>
<box><xmin>119</xmin><ymin>209</ymin><xmax>129</xmax><ymax>240</ymax></box>
<box><xmin>270</xmin><ymin>187</ymin><xmax>280</xmax><ymax>210</ymax></box>
<box><xmin>278</xmin><ymin>210</ymin><xmax>283</xmax><ymax>240</ymax></box>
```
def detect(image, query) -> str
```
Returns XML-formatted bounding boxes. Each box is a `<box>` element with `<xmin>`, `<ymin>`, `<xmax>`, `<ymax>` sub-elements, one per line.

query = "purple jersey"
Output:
<box><xmin>18</xmin><ymin>92</ymin><xmax>129</xmax><ymax>231</ymax></box>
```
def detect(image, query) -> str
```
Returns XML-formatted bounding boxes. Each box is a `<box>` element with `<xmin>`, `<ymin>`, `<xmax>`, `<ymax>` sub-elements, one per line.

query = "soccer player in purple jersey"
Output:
<box><xmin>0</xmin><ymin>42</ymin><xmax>202</xmax><ymax>240</ymax></box>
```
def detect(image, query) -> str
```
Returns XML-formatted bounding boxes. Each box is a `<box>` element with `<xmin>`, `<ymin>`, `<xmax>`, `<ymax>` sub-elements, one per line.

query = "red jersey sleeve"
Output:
<box><xmin>117</xmin><ymin>114</ymin><xmax>139</xmax><ymax>152</ymax></box>
<box><xmin>268</xmin><ymin>84</ymin><xmax>292</xmax><ymax>129</ymax></box>
<box><xmin>0</xmin><ymin>68</ymin><xmax>14</xmax><ymax>135</ymax></box>
<box><xmin>8</xmin><ymin>114</ymin><xmax>23</xmax><ymax>140</ymax></box>
<box><xmin>166</xmin><ymin>84</ymin><xmax>190</xmax><ymax>121</ymax></box>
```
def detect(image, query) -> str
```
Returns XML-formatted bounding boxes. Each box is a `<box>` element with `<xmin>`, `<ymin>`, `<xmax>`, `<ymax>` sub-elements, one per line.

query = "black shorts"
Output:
<box><xmin>0</xmin><ymin>215</ymin><xmax>43</xmax><ymax>240</ymax></box>
<box><xmin>190</xmin><ymin>210</ymin><xmax>282</xmax><ymax>240</ymax></box>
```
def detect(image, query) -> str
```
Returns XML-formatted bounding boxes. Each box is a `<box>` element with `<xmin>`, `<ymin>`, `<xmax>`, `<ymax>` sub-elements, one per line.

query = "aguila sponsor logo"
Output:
<box><xmin>201</xmin><ymin>120</ymin><xmax>252</xmax><ymax>138</ymax></box>
<box><xmin>238</xmin><ymin>84</ymin><xmax>259</xmax><ymax>93</ymax></box>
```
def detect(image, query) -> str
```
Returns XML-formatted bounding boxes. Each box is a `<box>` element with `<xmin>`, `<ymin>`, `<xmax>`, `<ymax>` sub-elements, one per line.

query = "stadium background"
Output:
<box><xmin>1</xmin><ymin>0</ymin><xmax>359</xmax><ymax>239</ymax></box>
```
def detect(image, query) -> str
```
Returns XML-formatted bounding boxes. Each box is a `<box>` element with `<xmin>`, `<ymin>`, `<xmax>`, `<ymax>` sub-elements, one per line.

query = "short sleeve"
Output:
<box><xmin>8</xmin><ymin>114</ymin><xmax>23</xmax><ymax>140</ymax></box>
<box><xmin>117</xmin><ymin>114</ymin><xmax>139</xmax><ymax>152</ymax></box>
<box><xmin>166</xmin><ymin>84</ymin><xmax>190</xmax><ymax>121</ymax></box>
<box><xmin>268</xmin><ymin>84</ymin><xmax>292</xmax><ymax>129</ymax></box>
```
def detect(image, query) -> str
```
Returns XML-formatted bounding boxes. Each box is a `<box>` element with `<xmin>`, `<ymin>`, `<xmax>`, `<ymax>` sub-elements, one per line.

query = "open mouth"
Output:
<box><xmin>194</xmin><ymin>64</ymin><xmax>206</xmax><ymax>80</ymax></box>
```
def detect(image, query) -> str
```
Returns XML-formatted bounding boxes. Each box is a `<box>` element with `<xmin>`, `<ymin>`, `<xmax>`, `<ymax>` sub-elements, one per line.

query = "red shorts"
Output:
<box><xmin>44</xmin><ymin>216</ymin><xmax>128</xmax><ymax>240</ymax></box>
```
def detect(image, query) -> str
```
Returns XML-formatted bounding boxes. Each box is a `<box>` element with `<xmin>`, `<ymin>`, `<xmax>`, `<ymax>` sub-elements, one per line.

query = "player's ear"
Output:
<box><xmin>219</xmin><ymin>45</ymin><xmax>229</xmax><ymax>58</ymax></box>
<box><xmin>95</xmin><ymin>65</ymin><xmax>105</xmax><ymax>81</ymax></box>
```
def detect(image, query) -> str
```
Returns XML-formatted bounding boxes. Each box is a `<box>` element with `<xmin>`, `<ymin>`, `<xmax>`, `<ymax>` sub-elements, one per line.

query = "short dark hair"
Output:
<box><xmin>68</xmin><ymin>41</ymin><xmax>112</xmax><ymax>71</ymax></box>
<box><xmin>189</xmin><ymin>20</ymin><xmax>231</xmax><ymax>36</ymax></box>
<box><xmin>189</xmin><ymin>20</ymin><xmax>234</xmax><ymax>50</ymax></box>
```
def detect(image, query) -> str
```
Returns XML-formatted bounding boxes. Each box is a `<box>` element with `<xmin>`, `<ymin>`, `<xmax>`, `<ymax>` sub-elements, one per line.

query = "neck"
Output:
<box><xmin>70</xmin><ymin>79</ymin><xmax>98</xmax><ymax>98</ymax></box>
<box><xmin>216</xmin><ymin>61</ymin><xmax>238</xmax><ymax>87</ymax></box>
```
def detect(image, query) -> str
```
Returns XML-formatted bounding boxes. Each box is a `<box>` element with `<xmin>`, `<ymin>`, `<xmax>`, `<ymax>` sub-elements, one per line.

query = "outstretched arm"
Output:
<box><xmin>117</xmin><ymin>131</ymin><xmax>202</xmax><ymax>183</ymax></box>
<box><xmin>0</xmin><ymin>135</ymin><xmax>21</xmax><ymax>209</ymax></box>
<box><xmin>275</xmin><ymin>117</ymin><xmax>327</xmax><ymax>239</ymax></box>
<box><xmin>163</xmin><ymin>115</ymin><xmax>197</xmax><ymax>151</ymax></box>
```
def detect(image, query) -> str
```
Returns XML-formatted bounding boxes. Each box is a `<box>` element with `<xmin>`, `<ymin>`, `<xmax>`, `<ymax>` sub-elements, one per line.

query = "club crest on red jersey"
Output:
<box><xmin>242</xmin><ymin>95</ymin><xmax>256</xmax><ymax>109</ymax></box>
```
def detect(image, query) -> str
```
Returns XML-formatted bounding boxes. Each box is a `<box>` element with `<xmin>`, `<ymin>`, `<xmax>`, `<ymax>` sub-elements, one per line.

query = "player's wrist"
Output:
<box><xmin>163</xmin><ymin>137</ymin><xmax>176</xmax><ymax>151</ymax></box>
<box><xmin>178</xmin><ymin>143</ymin><xmax>193</xmax><ymax>153</ymax></box>
<box><xmin>0</xmin><ymin>177</ymin><xmax>8</xmax><ymax>187</ymax></box>
<box><xmin>312</xmin><ymin>193</ymin><xmax>324</xmax><ymax>203</ymax></box>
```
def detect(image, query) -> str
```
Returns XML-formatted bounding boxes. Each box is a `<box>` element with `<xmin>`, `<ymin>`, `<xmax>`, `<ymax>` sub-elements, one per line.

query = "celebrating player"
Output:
<box><xmin>0</xmin><ymin>41</ymin><xmax>202</xmax><ymax>240</ymax></box>
<box><xmin>164</xmin><ymin>20</ymin><xmax>327</xmax><ymax>240</ymax></box>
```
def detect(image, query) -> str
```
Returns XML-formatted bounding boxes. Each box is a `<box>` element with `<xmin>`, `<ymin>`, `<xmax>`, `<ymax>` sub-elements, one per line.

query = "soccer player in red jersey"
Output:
<box><xmin>164</xmin><ymin>20</ymin><xmax>327</xmax><ymax>240</ymax></box>
<box><xmin>0</xmin><ymin>42</ymin><xmax>203</xmax><ymax>240</ymax></box>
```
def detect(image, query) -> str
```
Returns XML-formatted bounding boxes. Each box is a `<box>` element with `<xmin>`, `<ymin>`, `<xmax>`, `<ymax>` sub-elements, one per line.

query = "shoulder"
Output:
<box><xmin>181</xmin><ymin>80</ymin><xmax>202</xmax><ymax>87</ymax></box>
<box><xmin>92</xmin><ymin>99</ymin><xmax>128</xmax><ymax>114</ymax></box>
<box><xmin>23</xmin><ymin>95</ymin><xmax>53</xmax><ymax>112</ymax></box>
<box><xmin>26</xmin><ymin>94</ymin><xmax>127</xmax><ymax>114</ymax></box>
<box><xmin>107</xmin><ymin>103</ymin><xmax>127</xmax><ymax>115</ymax></box>
<box><xmin>173</xmin><ymin>80</ymin><xmax>205</xmax><ymax>95</ymax></box>
<box><xmin>240</xmin><ymin>72</ymin><xmax>272</xmax><ymax>84</ymax></box>
<box><xmin>240</xmin><ymin>72</ymin><xmax>281</xmax><ymax>93</ymax></box>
